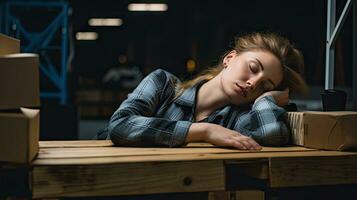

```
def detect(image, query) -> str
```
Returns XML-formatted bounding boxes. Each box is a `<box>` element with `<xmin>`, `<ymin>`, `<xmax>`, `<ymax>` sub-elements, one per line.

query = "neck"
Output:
<box><xmin>195</xmin><ymin>74</ymin><xmax>228</xmax><ymax>116</ymax></box>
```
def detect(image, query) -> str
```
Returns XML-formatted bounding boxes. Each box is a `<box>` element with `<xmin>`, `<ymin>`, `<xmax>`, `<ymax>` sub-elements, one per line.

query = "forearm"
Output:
<box><xmin>186</xmin><ymin>122</ymin><xmax>262</xmax><ymax>150</ymax></box>
<box><xmin>186</xmin><ymin>122</ymin><xmax>242</xmax><ymax>143</ymax></box>
<box><xmin>239</xmin><ymin>95</ymin><xmax>290</xmax><ymax>146</ymax></box>
<box><xmin>109</xmin><ymin>111</ymin><xmax>191</xmax><ymax>147</ymax></box>
<box><xmin>185</xmin><ymin>123</ymin><xmax>210</xmax><ymax>142</ymax></box>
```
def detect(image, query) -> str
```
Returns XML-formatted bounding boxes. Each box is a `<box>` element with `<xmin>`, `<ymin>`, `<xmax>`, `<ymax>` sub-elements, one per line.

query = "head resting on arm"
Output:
<box><xmin>176</xmin><ymin>32</ymin><xmax>309</xmax><ymax>102</ymax></box>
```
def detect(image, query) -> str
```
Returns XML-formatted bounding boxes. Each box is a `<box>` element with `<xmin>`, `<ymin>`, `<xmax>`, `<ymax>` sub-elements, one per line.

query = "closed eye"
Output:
<box><xmin>253</xmin><ymin>58</ymin><xmax>276</xmax><ymax>88</ymax></box>
<box><xmin>249</xmin><ymin>63</ymin><xmax>259</xmax><ymax>73</ymax></box>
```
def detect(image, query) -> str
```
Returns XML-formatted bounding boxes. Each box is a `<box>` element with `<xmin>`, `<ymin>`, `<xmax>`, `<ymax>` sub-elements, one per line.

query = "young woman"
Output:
<box><xmin>97</xmin><ymin>32</ymin><xmax>308</xmax><ymax>151</ymax></box>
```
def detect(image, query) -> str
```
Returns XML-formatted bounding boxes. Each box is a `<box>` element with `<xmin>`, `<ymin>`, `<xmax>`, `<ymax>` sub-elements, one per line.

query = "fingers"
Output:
<box><xmin>205</xmin><ymin>126</ymin><xmax>262</xmax><ymax>151</ymax></box>
<box><xmin>244</xmin><ymin>137</ymin><xmax>262</xmax><ymax>151</ymax></box>
<box><xmin>228</xmin><ymin>140</ymin><xmax>247</xmax><ymax>150</ymax></box>
<box><xmin>231</xmin><ymin>134</ymin><xmax>262</xmax><ymax>151</ymax></box>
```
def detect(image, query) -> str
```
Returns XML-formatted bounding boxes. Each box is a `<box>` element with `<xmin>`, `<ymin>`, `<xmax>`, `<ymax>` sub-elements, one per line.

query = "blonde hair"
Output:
<box><xmin>176</xmin><ymin>32</ymin><xmax>309</xmax><ymax>97</ymax></box>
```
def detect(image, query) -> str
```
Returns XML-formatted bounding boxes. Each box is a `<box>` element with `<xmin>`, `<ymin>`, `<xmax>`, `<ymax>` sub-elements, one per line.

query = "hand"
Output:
<box><xmin>256</xmin><ymin>88</ymin><xmax>289</xmax><ymax>107</ymax></box>
<box><xmin>204</xmin><ymin>124</ymin><xmax>262</xmax><ymax>151</ymax></box>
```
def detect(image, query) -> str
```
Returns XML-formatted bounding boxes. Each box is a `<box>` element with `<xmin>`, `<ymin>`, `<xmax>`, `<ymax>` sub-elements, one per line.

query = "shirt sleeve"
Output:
<box><xmin>106</xmin><ymin>69</ymin><xmax>192</xmax><ymax>147</ymax></box>
<box><xmin>233</xmin><ymin>95</ymin><xmax>290</xmax><ymax>146</ymax></box>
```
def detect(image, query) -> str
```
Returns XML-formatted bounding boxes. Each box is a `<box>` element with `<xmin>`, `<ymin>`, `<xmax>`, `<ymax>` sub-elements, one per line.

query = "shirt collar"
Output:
<box><xmin>174</xmin><ymin>80</ymin><xmax>206</xmax><ymax>107</ymax></box>
<box><xmin>214</xmin><ymin>105</ymin><xmax>232</xmax><ymax>117</ymax></box>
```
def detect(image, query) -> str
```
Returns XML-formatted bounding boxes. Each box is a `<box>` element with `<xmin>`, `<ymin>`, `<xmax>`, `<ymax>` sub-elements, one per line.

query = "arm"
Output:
<box><xmin>107</xmin><ymin>69</ymin><xmax>191</xmax><ymax>147</ymax></box>
<box><xmin>186</xmin><ymin>123</ymin><xmax>262</xmax><ymax>151</ymax></box>
<box><xmin>234</xmin><ymin>94</ymin><xmax>290</xmax><ymax>146</ymax></box>
<box><xmin>186</xmin><ymin>90</ymin><xmax>290</xmax><ymax>148</ymax></box>
<box><xmin>107</xmin><ymin>68</ymin><xmax>262</xmax><ymax>150</ymax></box>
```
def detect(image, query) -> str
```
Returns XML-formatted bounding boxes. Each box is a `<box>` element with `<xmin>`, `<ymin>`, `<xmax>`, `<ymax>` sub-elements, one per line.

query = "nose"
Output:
<box><xmin>246</xmin><ymin>75</ymin><xmax>263</xmax><ymax>90</ymax></box>
<box><xmin>246</xmin><ymin>80</ymin><xmax>255</xmax><ymax>90</ymax></box>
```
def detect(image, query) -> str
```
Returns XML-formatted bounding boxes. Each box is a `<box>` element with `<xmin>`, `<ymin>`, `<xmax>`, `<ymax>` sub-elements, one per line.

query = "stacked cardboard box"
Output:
<box><xmin>0</xmin><ymin>33</ymin><xmax>40</xmax><ymax>163</ymax></box>
<box><xmin>287</xmin><ymin>111</ymin><xmax>357</xmax><ymax>151</ymax></box>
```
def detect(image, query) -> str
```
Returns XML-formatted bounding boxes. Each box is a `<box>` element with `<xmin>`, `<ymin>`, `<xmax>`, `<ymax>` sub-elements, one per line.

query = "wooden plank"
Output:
<box><xmin>39</xmin><ymin>140</ymin><xmax>316</xmax><ymax>151</ymax></box>
<box><xmin>209</xmin><ymin>190</ymin><xmax>265</xmax><ymax>200</ymax></box>
<box><xmin>38</xmin><ymin>141</ymin><xmax>221</xmax><ymax>148</ymax></box>
<box><xmin>269</xmin><ymin>155</ymin><xmax>357</xmax><ymax>187</ymax></box>
<box><xmin>35</xmin><ymin>146</ymin><xmax>317</xmax><ymax>160</ymax></box>
<box><xmin>33</xmin><ymin>150</ymin><xmax>357</xmax><ymax>165</ymax></box>
<box><xmin>32</xmin><ymin>160</ymin><xmax>225</xmax><ymax>198</ymax></box>
<box><xmin>235</xmin><ymin>190</ymin><xmax>265</xmax><ymax>200</ymax></box>
<box><xmin>208</xmin><ymin>191</ymin><xmax>230</xmax><ymax>200</ymax></box>
<box><xmin>39</xmin><ymin>140</ymin><xmax>114</xmax><ymax>148</ymax></box>
<box><xmin>38</xmin><ymin>141</ymin><xmax>216</xmax><ymax>148</ymax></box>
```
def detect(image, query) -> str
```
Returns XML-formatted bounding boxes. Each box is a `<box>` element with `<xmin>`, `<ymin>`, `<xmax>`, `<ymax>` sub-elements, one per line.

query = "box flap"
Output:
<box><xmin>20</xmin><ymin>107</ymin><xmax>40</xmax><ymax>118</ymax></box>
<box><xmin>0</xmin><ymin>33</ymin><xmax>20</xmax><ymax>56</ymax></box>
<box><xmin>0</xmin><ymin>53</ymin><xmax>37</xmax><ymax>58</ymax></box>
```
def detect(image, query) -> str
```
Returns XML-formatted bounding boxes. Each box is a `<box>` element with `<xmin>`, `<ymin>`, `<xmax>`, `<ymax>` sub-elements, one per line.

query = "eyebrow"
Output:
<box><xmin>253</xmin><ymin>58</ymin><xmax>276</xmax><ymax>88</ymax></box>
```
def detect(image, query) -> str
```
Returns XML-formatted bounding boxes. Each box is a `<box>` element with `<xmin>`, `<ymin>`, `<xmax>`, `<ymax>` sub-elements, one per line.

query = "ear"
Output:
<box><xmin>223</xmin><ymin>50</ymin><xmax>237</xmax><ymax>67</ymax></box>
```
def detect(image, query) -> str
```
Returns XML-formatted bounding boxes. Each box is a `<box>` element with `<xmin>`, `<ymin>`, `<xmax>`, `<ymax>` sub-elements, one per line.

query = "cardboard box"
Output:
<box><xmin>0</xmin><ymin>33</ymin><xmax>40</xmax><ymax>109</ymax></box>
<box><xmin>0</xmin><ymin>33</ymin><xmax>20</xmax><ymax>55</ymax></box>
<box><xmin>287</xmin><ymin>111</ymin><xmax>357</xmax><ymax>151</ymax></box>
<box><xmin>0</xmin><ymin>108</ymin><xmax>39</xmax><ymax>163</ymax></box>
<box><xmin>0</xmin><ymin>53</ymin><xmax>40</xmax><ymax>109</ymax></box>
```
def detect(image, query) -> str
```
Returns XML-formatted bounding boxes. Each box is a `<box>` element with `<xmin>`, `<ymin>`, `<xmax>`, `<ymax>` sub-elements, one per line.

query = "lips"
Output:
<box><xmin>234</xmin><ymin>82</ymin><xmax>248</xmax><ymax>97</ymax></box>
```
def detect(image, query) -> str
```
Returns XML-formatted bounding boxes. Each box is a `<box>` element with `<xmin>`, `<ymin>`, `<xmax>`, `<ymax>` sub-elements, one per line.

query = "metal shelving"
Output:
<box><xmin>325</xmin><ymin>0</ymin><xmax>357</xmax><ymax>109</ymax></box>
<box><xmin>1</xmin><ymin>1</ymin><xmax>70</xmax><ymax>104</ymax></box>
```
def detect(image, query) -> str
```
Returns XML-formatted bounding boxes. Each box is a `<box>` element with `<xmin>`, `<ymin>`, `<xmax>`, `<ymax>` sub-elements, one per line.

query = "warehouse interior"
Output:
<box><xmin>1</xmin><ymin>0</ymin><xmax>357</xmax><ymax>199</ymax></box>
<box><xmin>1</xmin><ymin>0</ymin><xmax>355</xmax><ymax>140</ymax></box>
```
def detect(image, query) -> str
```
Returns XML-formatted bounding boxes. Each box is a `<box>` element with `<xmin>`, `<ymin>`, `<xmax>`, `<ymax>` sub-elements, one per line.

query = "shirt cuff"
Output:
<box><xmin>170</xmin><ymin>120</ymin><xmax>192</xmax><ymax>147</ymax></box>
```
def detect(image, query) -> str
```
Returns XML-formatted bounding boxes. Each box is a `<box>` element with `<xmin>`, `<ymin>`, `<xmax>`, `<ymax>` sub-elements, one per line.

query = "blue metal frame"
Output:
<box><xmin>2</xmin><ymin>1</ymin><xmax>69</xmax><ymax>104</ymax></box>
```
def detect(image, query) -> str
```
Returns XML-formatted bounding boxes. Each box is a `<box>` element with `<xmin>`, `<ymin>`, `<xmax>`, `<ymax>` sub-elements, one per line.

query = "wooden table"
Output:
<box><xmin>2</xmin><ymin>140</ymin><xmax>357</xmax><ymax>199</ymax></box>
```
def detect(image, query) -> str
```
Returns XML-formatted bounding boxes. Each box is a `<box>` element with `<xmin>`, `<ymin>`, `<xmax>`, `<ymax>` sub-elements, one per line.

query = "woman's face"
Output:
<box><xmin>220</xmin><ymin>50</ymin><xmax>283</xmax><ymax>105</ymax></box>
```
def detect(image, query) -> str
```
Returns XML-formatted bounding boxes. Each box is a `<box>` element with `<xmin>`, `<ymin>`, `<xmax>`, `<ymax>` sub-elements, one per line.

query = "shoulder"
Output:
<box><xmin>145</xmin><ymin>68</ymin><xmax>181</xmax><ymax>88</ymax></box>
<box><xmin>148</xmin><ymin>68</ymin><xmax>180</xmax><ymax>81</ymax></box>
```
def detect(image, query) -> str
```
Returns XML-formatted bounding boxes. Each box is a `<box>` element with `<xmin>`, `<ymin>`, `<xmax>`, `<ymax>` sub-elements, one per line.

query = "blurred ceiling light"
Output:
<box><xmin>128</xmin><ymin>3</ymin><xmax>168</xmax><ymax>11</ymax></box>
<box><xmin>186</xmin><ymin>59</ymin><xmax>196</xmax><ymax>73</ymax></box>
<box><xmin>76</xmin><ymin>32</ymin><xmax>98</xmax><ymax>40</ymax></box>
<box><xmin>88</xmin><ymin>18</ymin><xmax>123</xmax><ymax>26</ymax></box>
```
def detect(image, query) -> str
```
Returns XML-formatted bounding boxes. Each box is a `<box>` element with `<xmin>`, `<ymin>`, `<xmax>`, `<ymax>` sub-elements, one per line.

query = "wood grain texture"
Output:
<box><xmin>269</xmin><ymin>155</ymin><xmax>357</xmax><ymax>187</ymax></box>
<box><xmin>30</xmin><ymin>140</ymin><xmax>357</xmax><ymax>199</ymax></box>
<box><xmin>32</xmin><ymin>160</ymin><xmax>225</xmax><ymax>198</ymax></box>
<box><xmin>36</xmin><ymin>146</ymin><xmax>317</xmax><ymax>159</ymax></box>
<box><xmin>33</xmin><ymin>148</ymin><xmax>356</xmax><ymax>166</ymax></box>
<box><xmin>39</xmin><ymin>140</ymin><xmax>114</xmax><ymax>148</ymax></box>
<box><xmin>33</xmin><ymin>141</ymin><xmax>319</xmax><ymax>165</ymax></box>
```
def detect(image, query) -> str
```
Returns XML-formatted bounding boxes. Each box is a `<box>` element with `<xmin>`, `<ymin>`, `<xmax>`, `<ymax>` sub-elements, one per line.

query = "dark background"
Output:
<box><xmin>2</xmin><ymin>0</ymin><xmax>354</xmax><ymax>91</ymax></box>
<box><xmin>70</xmin><ymin>0</ymin><xmax>353</xmax><ymax>86</ymax></box>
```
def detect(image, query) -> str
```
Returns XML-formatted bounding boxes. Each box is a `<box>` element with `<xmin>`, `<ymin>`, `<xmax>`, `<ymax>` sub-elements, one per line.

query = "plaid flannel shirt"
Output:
<box><xmin>98</xmin><ymin>69</ymin><xmax>290</xmax><ymax>147</ymax></box>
